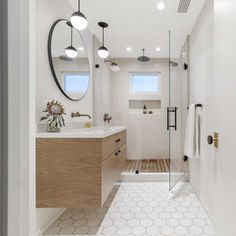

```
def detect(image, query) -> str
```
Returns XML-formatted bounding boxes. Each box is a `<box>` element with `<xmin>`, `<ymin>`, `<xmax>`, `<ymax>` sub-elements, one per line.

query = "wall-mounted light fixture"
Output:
<box><xmin>97</xmin><ymin>22</ymin><xmax>109</xmax><ymax>59</ymax></box>
<box><xmin>65</xmin><ymin>22</ymin><xmax>78</xmax><ymax>59</ymax></box>
<box><xmin>71</xmin><ymin>0</ymin><xmax>88</xmax><ymax>30</ymax></box>
<box><xmin>105</xmin><ymin>60</ymin><xmax>120</xmax><ymax>72</ymax></box>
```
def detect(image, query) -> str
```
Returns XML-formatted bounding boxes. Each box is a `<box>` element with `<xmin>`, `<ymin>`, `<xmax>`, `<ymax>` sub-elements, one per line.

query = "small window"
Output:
<box><xmin>63</xmin><ymin>72</ymin><xmax>89</xmax><ymax>94</ymax></box>
<box><xmin>130</xmin><ymin>73</ymin><xmax>160</xmax><ymax>94</ymax></box>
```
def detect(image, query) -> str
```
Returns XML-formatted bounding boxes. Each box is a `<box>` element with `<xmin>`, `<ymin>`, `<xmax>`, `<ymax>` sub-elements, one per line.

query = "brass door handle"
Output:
<box><xmin>207</xmin><ymin>132</ymin><xmax>219</xmax><ymax>148</ymax></box>
<box><xmin>115</xmin><ymin>150</ymin><xmax>121</xmax><ymax>156</ymax></box>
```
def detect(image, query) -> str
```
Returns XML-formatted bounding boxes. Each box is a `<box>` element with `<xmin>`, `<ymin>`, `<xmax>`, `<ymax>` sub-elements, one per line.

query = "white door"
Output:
<box><xmin>207</xmin><ymin>0</ymin><xmax>236</xmax><ymax>235</ymax></box>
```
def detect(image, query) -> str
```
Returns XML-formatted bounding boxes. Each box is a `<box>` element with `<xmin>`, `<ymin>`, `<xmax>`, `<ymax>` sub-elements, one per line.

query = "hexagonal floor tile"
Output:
<box><xmin>43</xmin><ymin>182</ymin><xmax>214</xmax><ymax>236</ymax></box>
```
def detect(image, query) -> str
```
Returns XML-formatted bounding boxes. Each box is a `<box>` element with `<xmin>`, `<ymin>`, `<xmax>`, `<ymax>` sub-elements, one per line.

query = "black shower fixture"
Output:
<box><xmin>137</xmin><ymin>49</ymin><xmax>150</xmax><ymax>62</ymax></box>
<box><xmin>184</xmin><ymin>63</ymin><xmax>189</xmax><ymax>70</ymax></box>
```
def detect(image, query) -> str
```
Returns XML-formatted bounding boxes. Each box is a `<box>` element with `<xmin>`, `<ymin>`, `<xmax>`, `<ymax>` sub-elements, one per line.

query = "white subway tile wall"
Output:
<box><xmin>111</xmin><ymin>59</ymin><xmax>185</xmax><ymax>160</ymax></box>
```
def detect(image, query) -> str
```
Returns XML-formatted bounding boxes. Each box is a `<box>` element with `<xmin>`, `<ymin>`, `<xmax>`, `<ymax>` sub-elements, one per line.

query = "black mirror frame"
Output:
<box><xmin>48</xmin><ymin>19</ymin><xmax>91</xmax><ymax>101</ymax></box>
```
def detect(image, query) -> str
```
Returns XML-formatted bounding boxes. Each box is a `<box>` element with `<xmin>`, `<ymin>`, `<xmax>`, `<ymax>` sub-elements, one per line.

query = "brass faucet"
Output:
<box><xmin>71</xmin><ymin>112</ymin><xmax>91</xmax><ymax>119</ymax></box>
<box><xmin>104</xmin><ymin>113</ymin><xmax>112</xmax><ymax>124</ymax></box>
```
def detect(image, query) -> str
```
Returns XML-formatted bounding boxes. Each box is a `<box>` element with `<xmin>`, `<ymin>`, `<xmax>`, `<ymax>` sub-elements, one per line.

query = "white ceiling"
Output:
<box><xmin>68</xmin><ymin>0</ymin><xmax>205</xmax><ymax>58</ymax></box>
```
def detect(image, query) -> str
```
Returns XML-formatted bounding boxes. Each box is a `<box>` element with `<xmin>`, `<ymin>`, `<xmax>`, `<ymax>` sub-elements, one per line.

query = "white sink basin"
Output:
<box><xmin>36</xmin><ymin>126</ymin><xmax>126</xmax><ymax>138</ymax></box>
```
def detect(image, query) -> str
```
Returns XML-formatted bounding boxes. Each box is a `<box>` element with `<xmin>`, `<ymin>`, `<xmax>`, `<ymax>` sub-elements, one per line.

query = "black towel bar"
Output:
<box><xmin>187</xmin><ymin>104</ymin><xmax>203</xmax><ymax>109</ymax></box>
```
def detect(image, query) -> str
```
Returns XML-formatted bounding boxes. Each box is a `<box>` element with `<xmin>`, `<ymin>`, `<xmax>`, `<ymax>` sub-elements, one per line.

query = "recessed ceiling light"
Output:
<box><xmin>126</xmin><ymin>47</ymin><xmax>132</xmax><ymax>51</ymax></box>
<box><xmin>157</xmin><ymin>1</ymin><xmax>165</xmax><ymax>10</ymax></box>
<box><xmin>78</xmin><ymin>47</ymin><xmax>84</xmax><ymax>51</ymax></box>
<box><xmin>156</xmin><ymin>47</ymin><xmax>161</xmax><ymax>52</ymax></box>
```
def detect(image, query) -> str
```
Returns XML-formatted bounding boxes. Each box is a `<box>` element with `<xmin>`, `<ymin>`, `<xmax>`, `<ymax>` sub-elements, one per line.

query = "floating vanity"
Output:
<box><xmin>36</xmin><ymin>126</ymin><xmax>126</xmax><ymax>208</ymax></box>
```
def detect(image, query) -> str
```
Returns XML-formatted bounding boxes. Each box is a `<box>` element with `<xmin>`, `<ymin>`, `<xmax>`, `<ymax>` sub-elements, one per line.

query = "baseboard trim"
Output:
<box><xmin>36</xmin><ymin>209</ymin><xmax>66</xmax><ymax>236</ymax></box>
<box><xmin>188</xmin><ymin>183</ymin><xmax>214</xmax><ymax>225</ymax></box>
<box><xmin>199</xmin><ymin>196</ymin><xmax>214</xmax><ymax>223</ymax></box>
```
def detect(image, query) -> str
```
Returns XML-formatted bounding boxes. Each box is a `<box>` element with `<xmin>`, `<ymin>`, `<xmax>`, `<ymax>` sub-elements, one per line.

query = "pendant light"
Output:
<box><xmin>71</xmin><ymin>0</ymin><xmax>88</xmax><ymax>31</ymax></box>
<box><xmin>97</xmin><ymin>22</ymin><xmax>109</xmax><ymax>59</ymax></box>
<box><xmin>65</xmin><ymin>22</ymin><xmax>78</xmax><ymax>59</ymax></box>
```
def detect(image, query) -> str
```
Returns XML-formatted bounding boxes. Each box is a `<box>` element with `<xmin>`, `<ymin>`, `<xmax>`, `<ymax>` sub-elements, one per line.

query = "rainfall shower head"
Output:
<box><xmin>58</xmin><ymin>55</ymin><xmax>73</xmax><ymax>62</ymax></box>
<box><xmin>137</xmin><ymin>49</ymin><xmax>150</xmax><ymax>62</ymax></box>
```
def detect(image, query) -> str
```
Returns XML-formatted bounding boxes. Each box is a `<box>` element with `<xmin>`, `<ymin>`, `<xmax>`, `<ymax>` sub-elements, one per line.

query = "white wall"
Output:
<box><xmin>190</xmin><ymin>1</ymin><xmax>236</xmax><ymax>235</ymax></box>
<box><xmin>93</xmin><ymin>38</ymin><xmax>112</xmax><ymax>126</ymax></box>
<box><xmin>35</xmin><ymin>0</ymin><xmax>94</xmax><ymax>234</ymax></box>
<box><xmin>8</xmin><ymin>0</ymin><xmax>36</xmax><ymax>235</ymax></box>
<box><xmin>189</xmin><ymin>0</ymin><xmax>214</xmax><ymax>215</ymax></box>
<box><xmin>213</xmin><ymin>0</ymin><xmax>236</xmax><ymax>234</ymax></box>
<box><xmin>111</xmin><ymin>59</ymin><xmax>170</xmax><ymax>160</ymax></box>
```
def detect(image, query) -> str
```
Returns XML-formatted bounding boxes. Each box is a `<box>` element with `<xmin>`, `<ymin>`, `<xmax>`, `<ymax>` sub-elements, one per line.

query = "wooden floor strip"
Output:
<box><xmin>123</xmin><ymin>159</ymin><xmax>170</xmax><ymax>173</ymax></box>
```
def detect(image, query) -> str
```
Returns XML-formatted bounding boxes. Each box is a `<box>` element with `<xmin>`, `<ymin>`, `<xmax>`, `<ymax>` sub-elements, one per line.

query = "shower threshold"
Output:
<box><xmin>120</xmin><ymin>159</ymin><xmax>188</xmax><ymax>182</ymax></box>
<box><xmin>123</xmin><ymin>159</ymin><xmax>169</xmax><ymax>174</ymax></box>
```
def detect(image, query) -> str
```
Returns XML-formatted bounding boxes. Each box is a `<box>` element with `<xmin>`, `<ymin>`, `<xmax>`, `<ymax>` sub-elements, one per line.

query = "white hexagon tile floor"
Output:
<box><xmin>44</xmin><ymin>182</ymin><xmax>215</xmax><ymax>236</ymax></box>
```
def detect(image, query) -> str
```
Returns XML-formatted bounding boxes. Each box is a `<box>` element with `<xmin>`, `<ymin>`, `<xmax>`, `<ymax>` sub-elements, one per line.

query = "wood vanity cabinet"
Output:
<box><xmin>36</xmin><ymin>130</ymin><xmax>126</xmax><ymax>208</ymax></box>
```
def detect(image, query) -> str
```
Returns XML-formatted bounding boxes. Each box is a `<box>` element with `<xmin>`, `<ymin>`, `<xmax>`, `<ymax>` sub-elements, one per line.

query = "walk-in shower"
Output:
<box><xmin>121</xmin><ymin>32</ymin><xmax>189</xmax><ymax>190</ymax></box>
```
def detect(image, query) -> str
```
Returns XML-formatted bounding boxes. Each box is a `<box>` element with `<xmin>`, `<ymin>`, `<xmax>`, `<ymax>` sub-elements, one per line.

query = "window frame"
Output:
<box><xmin>61</xmin><ymin>71</ymin><xmax>90</xmax><ymax>95</ymax></box>
<box><xmin>129</xmin><ymin>72</ymin><xmax>161</xmax><ymax>95</ymax></box>
<box><xmin>129</xmin><ymin>72</ymin><xmax>161</xmax><ymax>100</ymax></box>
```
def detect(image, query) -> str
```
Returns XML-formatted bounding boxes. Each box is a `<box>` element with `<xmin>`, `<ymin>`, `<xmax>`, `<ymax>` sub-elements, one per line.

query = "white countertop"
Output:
<box><xmin>36</xmin><ymin>126</ymin><xmax>126</xmax><ymax>139</ymax></box>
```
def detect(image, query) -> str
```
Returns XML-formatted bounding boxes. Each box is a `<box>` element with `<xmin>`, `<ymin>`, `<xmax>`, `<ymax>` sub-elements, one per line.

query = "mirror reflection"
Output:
<box><xmin>49</xmin><ymin>19</ymin><xmax>90</xmax><ymax>101</ymax></box>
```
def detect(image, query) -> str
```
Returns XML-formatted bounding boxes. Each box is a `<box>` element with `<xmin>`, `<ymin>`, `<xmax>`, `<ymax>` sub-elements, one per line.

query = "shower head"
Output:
<box><xmin>58</xmin><ymin>55</ymin><xmax>73</xmax><ymax>62</ymax></box>
<box><xmin>170</xmin><ymin>60</ymin><xmax>178</xmax><ymax>67</ymax></box>
<box><xmin>137</xmin><ymin>49</ymin><xmax>150</xmax><ymax>62</ymax></box>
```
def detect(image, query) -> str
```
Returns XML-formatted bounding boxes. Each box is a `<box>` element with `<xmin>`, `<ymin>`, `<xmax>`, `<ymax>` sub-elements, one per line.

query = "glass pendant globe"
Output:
<box><xmin>71</xmin><ymin>12</ymin><xmax>88</xmax><ymax>30</ymax></box>
<box><xmin>98</xmin><ymin>46</ymin><xmax>109</xmax><ymax>59</ymax></box>
<box><xmin>65</xmin><ymin>46</ymin><xmax>78</xmax><ymax>59</ymax></box>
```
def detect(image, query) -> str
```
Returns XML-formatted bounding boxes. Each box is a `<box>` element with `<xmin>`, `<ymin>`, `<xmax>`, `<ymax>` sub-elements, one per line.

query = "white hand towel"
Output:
<box><xmin>184</xmin><ymin>104</ymin><xmax>196</xmax><ymax>158</ymax></box>
<box><xmin>195</xmin><ymin>108</ymin><xmax>201</xmax><ymax>158</ymax></box>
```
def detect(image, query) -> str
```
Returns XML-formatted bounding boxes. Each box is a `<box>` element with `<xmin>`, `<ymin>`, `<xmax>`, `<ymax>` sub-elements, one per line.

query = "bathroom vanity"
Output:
<box><xmin>36</xmin><ymin>127</ymin><xmax>126</xmax><ymax>208</ymax></box>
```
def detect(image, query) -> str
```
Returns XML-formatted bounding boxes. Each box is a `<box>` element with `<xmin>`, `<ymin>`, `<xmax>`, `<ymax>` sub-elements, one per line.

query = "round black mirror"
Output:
<box><xmin>48</xmin><ymin>19</ymin><xmax>90</xmax><ymax>101</ymax></box>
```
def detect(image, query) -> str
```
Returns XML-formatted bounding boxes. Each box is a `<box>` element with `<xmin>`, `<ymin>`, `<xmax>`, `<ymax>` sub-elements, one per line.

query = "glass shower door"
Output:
<box><xmin>168</xmin><ymin>31</ymin><xmax>187</xmax><ymax>190</ymax></box>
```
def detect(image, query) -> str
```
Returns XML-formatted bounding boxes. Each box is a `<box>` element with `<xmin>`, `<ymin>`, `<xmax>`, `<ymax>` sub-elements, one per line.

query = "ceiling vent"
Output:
<box><xmin>177</xmin><ymin>0</ymin><xmax>191</xmax><ymax>13</ymax></box>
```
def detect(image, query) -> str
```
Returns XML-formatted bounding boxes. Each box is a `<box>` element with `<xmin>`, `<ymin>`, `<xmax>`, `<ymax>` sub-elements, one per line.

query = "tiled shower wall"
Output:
<box><xmin>111</xmin><ymin>59</ymin><xmax>172</xmax><ymax>160</ymax></box>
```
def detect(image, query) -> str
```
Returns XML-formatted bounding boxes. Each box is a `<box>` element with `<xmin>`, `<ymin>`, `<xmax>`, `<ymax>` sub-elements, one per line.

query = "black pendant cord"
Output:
<box><xmin>70</xmin><ymin>26</ymin><xmax>73</xmax><ymax>47</ymax></box>
<box><xmin>98</xmin><ymin>22</ymin><xmax>109</xmax><ymax>49</ymax></box>
<box><xmin>102</xmin><ymin>28</ymin><xmax>105</xmax><ymax>46</ymax></box>
<box><xmin>78</xmin><ymin>0</ymin><xmax>80</xmax><ymax>11</ymax></box>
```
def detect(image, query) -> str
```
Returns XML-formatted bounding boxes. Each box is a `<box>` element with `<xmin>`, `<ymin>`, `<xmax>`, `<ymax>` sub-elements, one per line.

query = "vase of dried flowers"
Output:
<box><xmin>40</xmin><ymin>100</ymin><xmax>66</xmax><ymax>132</ymax></box>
